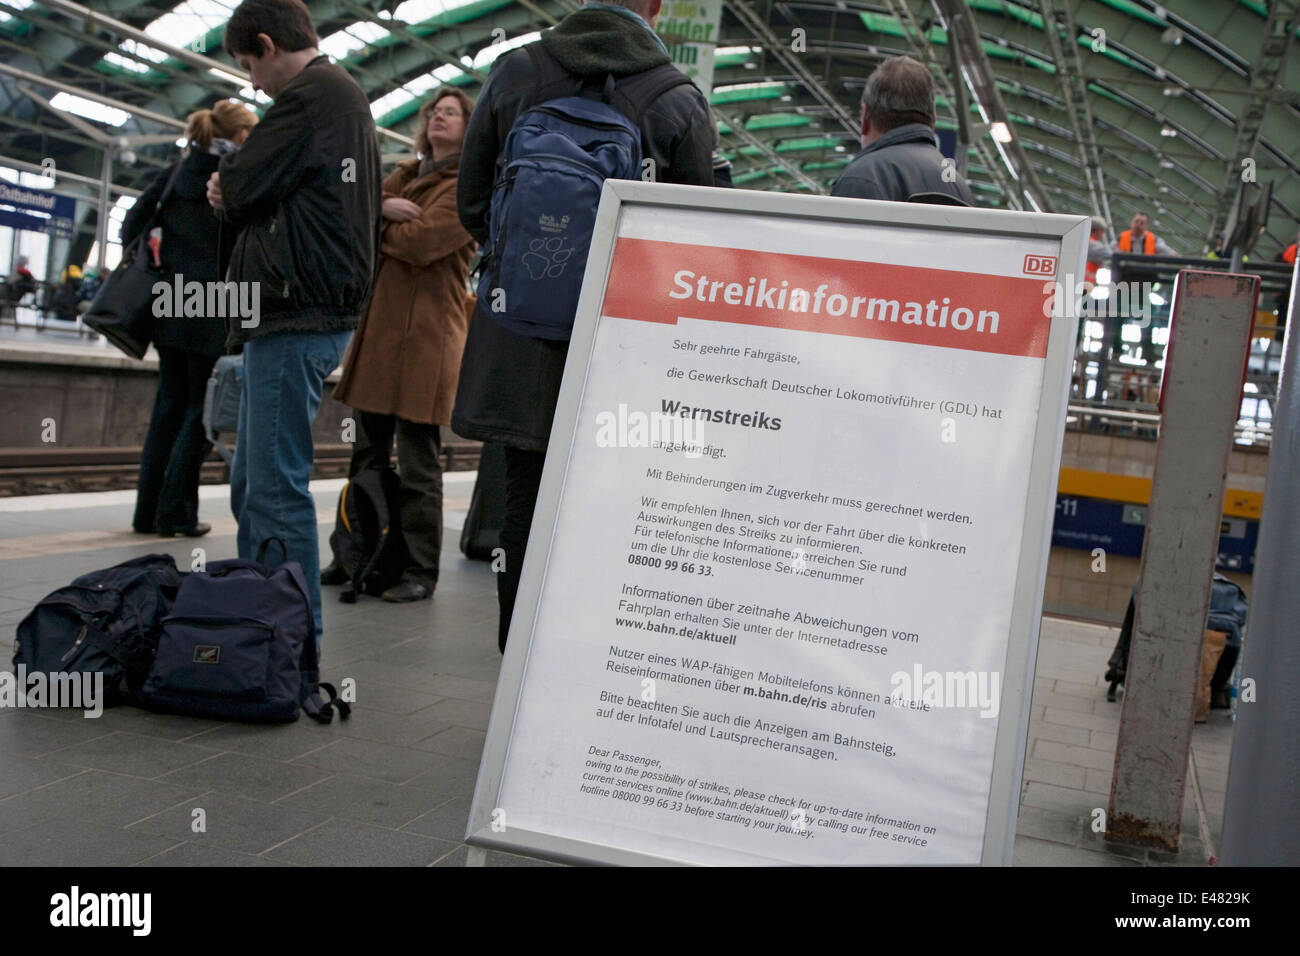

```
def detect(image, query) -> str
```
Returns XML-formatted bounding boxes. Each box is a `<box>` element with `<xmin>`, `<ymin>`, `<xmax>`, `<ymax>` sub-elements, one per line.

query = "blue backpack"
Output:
<box><xmin>477</xmin><ymin>45</ymin><xmax>692</xmax><ymax>341</ymax></box>
<box><xmin>138</xmin><ymin>556</ymin><xmax>348</xmax><ymax>723</ymax></box>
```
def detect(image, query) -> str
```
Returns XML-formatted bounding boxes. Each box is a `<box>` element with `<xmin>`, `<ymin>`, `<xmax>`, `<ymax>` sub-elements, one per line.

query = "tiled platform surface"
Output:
<box><xmin>0</xmin><ymin>479</ymin><xmax>1233</xmax><ymax>866</ymax></box>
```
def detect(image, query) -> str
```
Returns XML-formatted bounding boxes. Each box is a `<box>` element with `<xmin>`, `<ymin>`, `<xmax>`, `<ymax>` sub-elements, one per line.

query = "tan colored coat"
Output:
<box><xmin>335</xmin><ymin>157</ymin><xmax>476</xmax><ymax>425</ymax></box>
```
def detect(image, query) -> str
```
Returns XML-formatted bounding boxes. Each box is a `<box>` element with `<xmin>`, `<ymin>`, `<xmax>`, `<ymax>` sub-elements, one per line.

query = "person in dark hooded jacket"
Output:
<box><xmin>455</xmin><ymin>0</ymin><xmax>715</xmax><ymax>651</ymax></box>
<box><xmin>121</xmin><ymin>99</ymin><xmax>258</xmax><ymax>536</ymax></box>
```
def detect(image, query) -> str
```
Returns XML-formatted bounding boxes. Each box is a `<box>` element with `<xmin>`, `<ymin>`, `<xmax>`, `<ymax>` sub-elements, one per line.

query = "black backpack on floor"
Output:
<box><xmin>328</xmin><ymin>464</ymin><xmax>410</xmax><ymax>602</ymax></box>
<box><xmin>13</xmin><ymin>554</ymin><xmax>184</xmax><ymax>705</ymax></box>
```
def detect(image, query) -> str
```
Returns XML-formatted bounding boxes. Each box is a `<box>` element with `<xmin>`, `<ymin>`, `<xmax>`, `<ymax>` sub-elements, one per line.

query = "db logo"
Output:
<box><xmin>1023</xmin><ymin>254</ymin><xmax>1057</xmax><ymax>275</ymax></box>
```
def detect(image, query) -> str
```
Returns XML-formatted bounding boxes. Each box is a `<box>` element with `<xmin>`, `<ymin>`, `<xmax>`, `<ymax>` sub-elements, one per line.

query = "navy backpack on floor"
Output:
<box><xmin>138</xmin><ymin>556</ymin><xmax>348</xmax><ymax>723</ymax></box>
<box><xmin>13</xmin><ymin>554</ymin><xmax>183</xmax><ymax>706</ymax></box>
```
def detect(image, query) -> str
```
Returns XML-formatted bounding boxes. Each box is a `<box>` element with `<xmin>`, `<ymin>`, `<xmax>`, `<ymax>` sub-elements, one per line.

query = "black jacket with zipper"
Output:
<box><xmin>218</xmin><ymin>55</ymin><xmax>382</xmax><ymax>349</ymax></box>
<box><xmin>121</xmin><ymin>150</ymin><xmax>232</xmax><ymax>357</ymax></box>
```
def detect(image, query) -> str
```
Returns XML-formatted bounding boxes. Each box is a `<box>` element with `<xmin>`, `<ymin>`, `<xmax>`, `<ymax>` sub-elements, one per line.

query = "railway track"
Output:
<box><xmin>0</xmin><ymin>441</ymin><xmax>484</xmax><ymax>497</ymax></box>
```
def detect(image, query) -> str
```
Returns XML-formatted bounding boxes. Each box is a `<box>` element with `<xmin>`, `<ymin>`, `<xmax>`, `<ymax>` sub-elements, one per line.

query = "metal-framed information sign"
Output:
<box><xmin>467</xmin><ymin>181</ymin><xmax>1088</xmax><ymax>865</ymax></box>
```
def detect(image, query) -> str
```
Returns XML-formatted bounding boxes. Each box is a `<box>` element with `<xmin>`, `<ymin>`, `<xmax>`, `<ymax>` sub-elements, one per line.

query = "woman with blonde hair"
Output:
<box><xmin>329</xmin><ymin>87</ymin><xmax>477</xmax><ymax>601</ymax></box>
<box><xmin>123</xmin><ymin>99</ymin><xmax>258</xmax><ymax>536</ymax></box>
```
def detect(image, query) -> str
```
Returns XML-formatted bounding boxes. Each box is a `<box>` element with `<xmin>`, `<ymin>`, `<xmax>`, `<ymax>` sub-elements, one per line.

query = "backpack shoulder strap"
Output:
<box><xmin>140</xmin><ymin>160</ymin><xmax>187</xmax><ymax>237</ymax></box>
<box><xmin>611</xmin><ymin>63</ymin><xmax>696</xmax><ymax>125</ymax></box>
<box><xmin>526</xmin><ymin>42</ymin><xmax>583</xmax><ymax>103</ymax></box>
<box><xmin>347</xmin><ymin>467</ymin><xmax>394</xmax><ymax>592</ymax></box>
<box><xmin>283</xmin><ymin>563</ymin><xmax>351</xmax><ymax>724</ymax></box>
<box><xmin>303</xmin><ymin>681</ymin><xmax>350</xmax><ymax>723</ymax></box>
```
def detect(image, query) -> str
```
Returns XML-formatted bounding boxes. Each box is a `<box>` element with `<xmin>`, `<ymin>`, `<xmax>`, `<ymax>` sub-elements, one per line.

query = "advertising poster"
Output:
<box><xmin>656</xmin><ymin>0</ymin><xmax>723</xmax><ymax>95</ymax></box>
<box><xmin>470</xmin><ymin>184</ymin><xmax>1087</xmax><ymax>865</ymax></box>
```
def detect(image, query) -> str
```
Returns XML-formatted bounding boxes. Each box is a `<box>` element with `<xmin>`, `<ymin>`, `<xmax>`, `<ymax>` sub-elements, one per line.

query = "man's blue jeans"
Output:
<box><xmin>230</xmin><ymin>329</ymin><xmax>351</xmax><ymax>649</ymax></box>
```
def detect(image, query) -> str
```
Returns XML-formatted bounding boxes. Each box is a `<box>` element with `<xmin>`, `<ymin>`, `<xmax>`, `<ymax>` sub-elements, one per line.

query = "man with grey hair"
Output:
<box><xmin>832</xmin><ymin>56</ymin><xmax>974</xmax><ymax>205</ymax></box>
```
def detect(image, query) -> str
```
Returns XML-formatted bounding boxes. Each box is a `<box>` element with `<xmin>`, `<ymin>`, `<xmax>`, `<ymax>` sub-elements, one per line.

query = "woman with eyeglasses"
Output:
<box><xmin>329</xmin><ymin>87</ymin><xmax>477</xmax><ymax>602</ymax></box>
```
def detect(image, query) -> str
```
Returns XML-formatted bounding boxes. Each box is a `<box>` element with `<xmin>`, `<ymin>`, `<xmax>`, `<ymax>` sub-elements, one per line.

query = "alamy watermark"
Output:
<box><xmin>889</xmin><ymin>664</ymin><xmax>1001</xmax><ymax>719</ymax></box>
<box><xmin>1</xmin><ymin>666</ymin><xmax>103</xmax><ymax>717</ymax></box>
<box><xmin>595</xmin><ymin>403</ymin><xmax>717</xmax><ymax>459</ymax></box>
<box><xmin>1043</xmin><ymin>274</ymin><xmax>1166</xmax><ymax>328</ymax></box>
<box><xmin>153</xmin><ymin>273</ymin><xmax>260</xmax><ymax>328</ymax></box>
<box><xmin>50</xmin><ymin>886</ymin><xmax>150</xmax><ymax>935</ymax></box>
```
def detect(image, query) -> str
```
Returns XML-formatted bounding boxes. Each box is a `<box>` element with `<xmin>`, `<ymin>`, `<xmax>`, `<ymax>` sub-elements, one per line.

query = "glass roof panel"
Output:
<box><xmin>49</xmin><ymin>92</ymin><xmax>131</xmax><ymax>127</ymax></box>
<box><xmin>392</xmin><ymin>0</ymin><xmax>481</xmax><ymax>26</ymax></box>
<box><xmin>103</xmin><ymin>54</ymin><xmax>151</xmax><ymax>75</ymax></box>
<box><xmin>403</xmin><ymin>73</ymin><xmax>443</xmax><ymax>97</ymax></box>
<box><xmin>472</xmin><ymin>31</ymin><xmax>542</xmax><ymax>69</ymax></box>
<box><xmin>0</xmin><ymin>0</ymin><xmax>33</xmax><ymax>24</ymax></box>
<box><xmin>320</xmin><ymin>21</ymin><xmax>392</xmax><ymax>60</ymax></box>
<box><xmin>103</xmin><ymin>38</ymin><xmax>172</xmax><ymax>74</ymax></box>
<box><xmin>370</xmin><ymin>88</ymin><xmax>415</xmax><ymax>119</ymax></box>
<box><xmin>145</xmin><ymin>0</ymin><xmax>239</xmax><ymax>51</ymax></box>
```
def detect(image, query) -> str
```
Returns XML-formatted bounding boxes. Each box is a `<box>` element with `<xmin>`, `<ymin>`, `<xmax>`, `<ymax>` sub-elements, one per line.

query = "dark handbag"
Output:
<box><xmin>83</xmin><ymin>162</ymin><xmax>184</xmax><ymax>359</ymax></box>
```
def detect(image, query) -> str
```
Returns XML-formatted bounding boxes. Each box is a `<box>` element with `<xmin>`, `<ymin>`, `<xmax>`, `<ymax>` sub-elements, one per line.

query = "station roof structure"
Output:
<box><xmin>1</xmin><ymin>0</ymin><xmax>1297</xmax><ymax>257</ymax></box>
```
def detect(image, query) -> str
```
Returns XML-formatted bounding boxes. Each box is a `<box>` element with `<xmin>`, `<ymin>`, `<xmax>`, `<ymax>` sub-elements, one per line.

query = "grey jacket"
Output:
<box><xmin>831</xmin><ymin>124</ymin><xmax>975</xmax><ymax>205</ymax></box>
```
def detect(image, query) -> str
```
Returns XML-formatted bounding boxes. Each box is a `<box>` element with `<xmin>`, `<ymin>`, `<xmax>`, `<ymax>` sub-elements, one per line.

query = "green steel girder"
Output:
<box><xmin>0</xmin><ymin>0</ymin><xmax>1296</xmax><ymax>258</ymax></box>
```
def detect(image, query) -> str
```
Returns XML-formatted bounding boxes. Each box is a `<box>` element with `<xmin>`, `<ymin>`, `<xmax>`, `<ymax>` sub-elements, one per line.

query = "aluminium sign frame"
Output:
<box><xmin>466</xmin><ymin>180</ymin><xmax>1089</xmax><ymax>866</ymax></box>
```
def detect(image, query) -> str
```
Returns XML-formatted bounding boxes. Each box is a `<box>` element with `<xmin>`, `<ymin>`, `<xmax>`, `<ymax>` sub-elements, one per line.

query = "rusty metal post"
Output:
<box><xmin>1108</xmin><ymin>271</ymin><xmax>1257</xmax><ymax>850</ymax></box>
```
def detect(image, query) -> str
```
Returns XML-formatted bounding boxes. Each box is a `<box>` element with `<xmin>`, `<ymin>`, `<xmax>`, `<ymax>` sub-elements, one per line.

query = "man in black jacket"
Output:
<box><xmin>454</xmin><ymin>0</ymin><xmax>715</xmax><ymax>652</ymax></box>
<box><xmin>831</xmin><ymin>56</ymin><xmax>974</xmax><ymax>205</ymax></box>
<box><xmin>207</xmin><ymin>0</ymin><xmax>381</xmax><ymax>651</ymax></box>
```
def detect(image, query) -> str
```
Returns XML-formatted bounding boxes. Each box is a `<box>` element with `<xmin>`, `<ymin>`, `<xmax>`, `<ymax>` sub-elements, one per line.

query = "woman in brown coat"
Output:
<box><xmin>330</xmin><ymin>88</ymin><xmax>477</xmax><ymax>601</ymax></box>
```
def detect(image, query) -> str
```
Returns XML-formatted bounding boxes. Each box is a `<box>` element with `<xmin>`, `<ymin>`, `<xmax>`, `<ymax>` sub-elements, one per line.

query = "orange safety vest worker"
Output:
<box><xmin>1284</xmin><ymin>243</ymin><xmax>1297</xmax><ymax>265</ymax></box>
<box><xmin>1085</xmin><ymin>258</ymin><xmax>1099</xmax><ymax>284</ymax></box>
<box><xmin>1118</xmin><ymin>230</ymin><xmax>1157</xmax><ymax>254</ymax></box>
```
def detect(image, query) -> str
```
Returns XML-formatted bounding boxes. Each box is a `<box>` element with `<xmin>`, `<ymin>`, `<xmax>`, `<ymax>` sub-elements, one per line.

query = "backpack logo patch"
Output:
<box><xmin>522</xmin><ymin>237</ymin><xmax>574</xmax><ymax>280</ymax></box>
<box><xmin>193</xmin><ymin>645</ymin><xmax>220</xmax><ymax>664</ymax></box>
<box><xmin>538</xmin><ymin>213</ymin><xmax>570</xmax><ymax>234</ymax></box>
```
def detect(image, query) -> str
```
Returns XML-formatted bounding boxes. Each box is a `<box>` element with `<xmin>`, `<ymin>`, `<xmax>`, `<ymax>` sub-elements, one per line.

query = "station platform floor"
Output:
<box><xmin>0</xmin><ymin>313</ymin><xmax>110</xmax><ymax>349</ymax></box>
<box><xmin>0</xmin><ymin>475</ymin><xmax>1232</xmax><ymax>867</ymax></box>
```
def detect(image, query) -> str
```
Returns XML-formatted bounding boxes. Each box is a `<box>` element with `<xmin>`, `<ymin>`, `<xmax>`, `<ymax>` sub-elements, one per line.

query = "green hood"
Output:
<box><xmin>540</xmin><ymin>8</ymin><xmax>670</xmax><ymax>76</ymax></box>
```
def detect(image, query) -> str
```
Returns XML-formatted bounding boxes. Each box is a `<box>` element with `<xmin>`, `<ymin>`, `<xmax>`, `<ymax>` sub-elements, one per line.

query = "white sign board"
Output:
<box><xmin>468</xmin><ymin>182</ymin><xmax>1088</xmax><ymax>865</ymax></box>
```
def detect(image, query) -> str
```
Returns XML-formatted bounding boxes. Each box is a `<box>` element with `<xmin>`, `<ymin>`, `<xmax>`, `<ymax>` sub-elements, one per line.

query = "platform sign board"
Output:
<box><xmin>467</xmin><ymin>181</ymin><xmax>1088</xmax><ymax>865</ymax></box>
<box><xmin>0</xmin><ymin>183</ymin><xmax>75</xmax><ymax>239</ymax></box>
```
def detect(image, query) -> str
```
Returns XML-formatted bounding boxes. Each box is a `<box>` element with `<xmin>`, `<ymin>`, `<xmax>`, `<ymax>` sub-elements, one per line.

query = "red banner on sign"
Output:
<box><xmin>601</xmin><ymin>237</ymin><xmax>1054</xmax><ymax>359</ymax></box>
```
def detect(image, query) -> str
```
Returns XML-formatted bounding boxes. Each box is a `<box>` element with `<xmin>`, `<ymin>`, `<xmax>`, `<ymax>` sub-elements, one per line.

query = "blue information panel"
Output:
<box><xmin>0</xmin><ymin>183</ymin><xmax>75</xmax><ymax>239</ymax></box>
<box><xmin>1051</xmin><ymin>494</ymin><xmax>1258</xmax><ymax>573</ymax></box>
